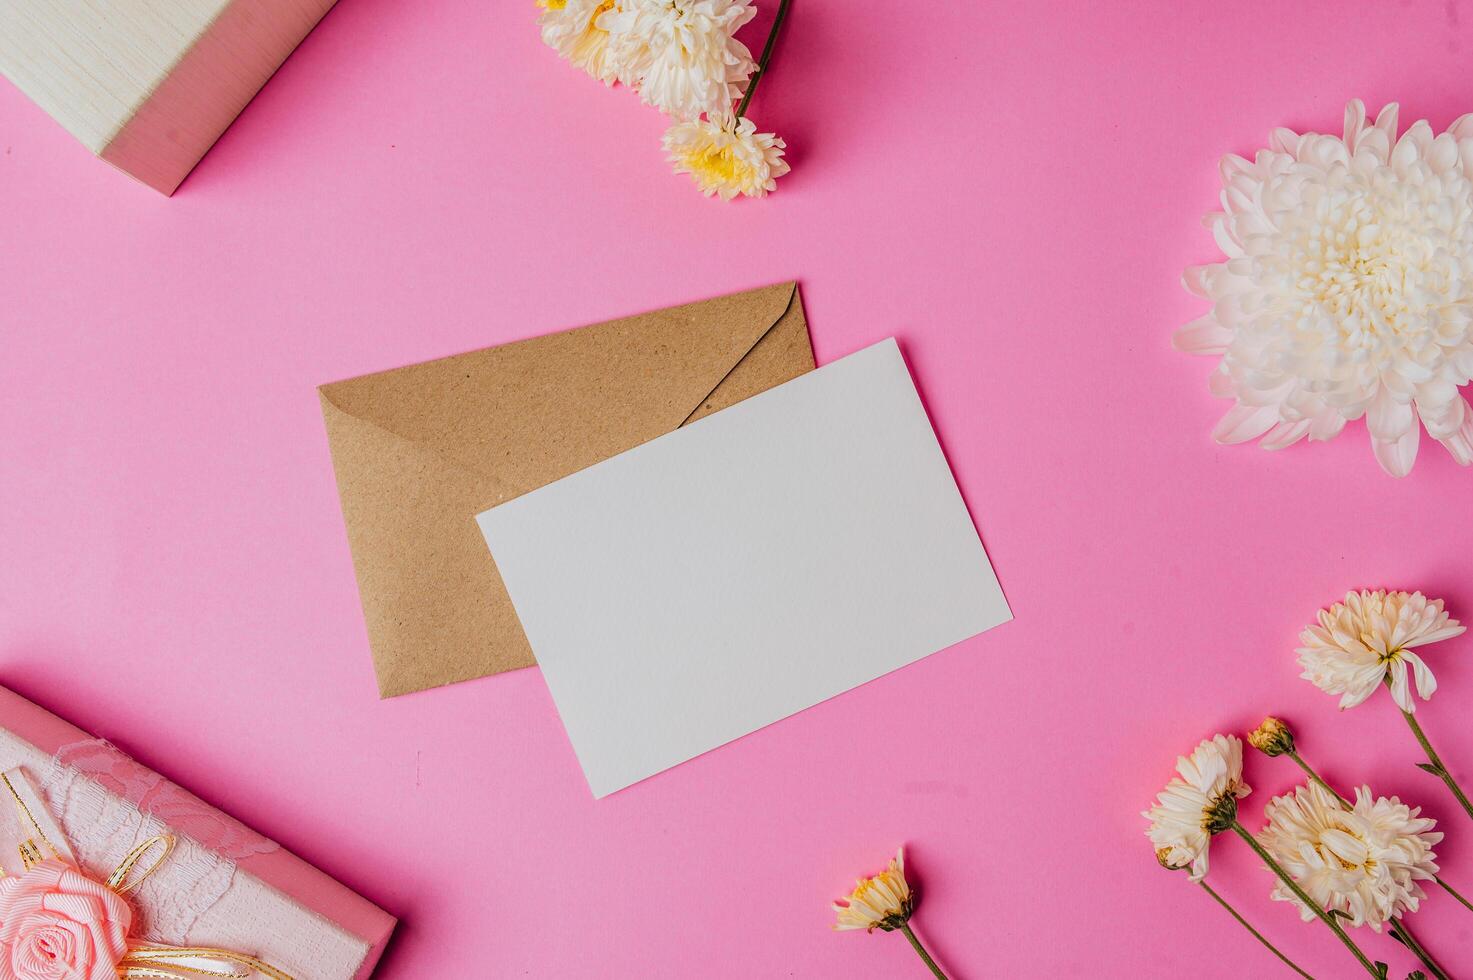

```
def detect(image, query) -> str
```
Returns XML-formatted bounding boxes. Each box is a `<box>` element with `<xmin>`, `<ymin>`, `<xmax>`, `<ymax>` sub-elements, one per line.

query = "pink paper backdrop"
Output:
<box><xmin>3</xmin><ymin>1</ymin><xmax>1473</xmax><ymax>975</ymax></box>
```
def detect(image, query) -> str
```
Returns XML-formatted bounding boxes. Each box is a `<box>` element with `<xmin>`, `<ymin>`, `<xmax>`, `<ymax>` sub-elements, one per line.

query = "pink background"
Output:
<box><xmin>3</xmin><ymin>0</ymin><xmax>1473</xmax><ymax>975</ymax></box>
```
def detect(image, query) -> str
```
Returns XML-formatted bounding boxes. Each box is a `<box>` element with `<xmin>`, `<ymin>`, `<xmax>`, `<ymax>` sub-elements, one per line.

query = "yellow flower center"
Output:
<box><xmin>682</xmin><ymin>145</ymin><xmax>756</xmax><ymax>189</ymax></box>
<box><xmin>1371</xmin><ymin>641</ymin><xmax>1404</xmax><ymax>666</ymax></box>
<box><xmin>538</xmin><ymin>0</ymin><xmax>568</xmax><ymax>9</ymax></box>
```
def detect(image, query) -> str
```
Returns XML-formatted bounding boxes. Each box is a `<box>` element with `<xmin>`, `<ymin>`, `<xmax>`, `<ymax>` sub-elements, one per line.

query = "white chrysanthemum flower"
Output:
<box><xmin>538</xmin><ymin>0</ymin><xmax>621</xmax><ymax>84</ymax></box>
<box><xmin>1143</xmin><ymin>735</ymin><xmax>1252</xmax><ymax>882</ymax></box>
<box><xmin>1177</xmin><ymin>99</ymin><xmax>1473</xmax><ymax>476</ymax></box>
<box><xmin>602</xmin><ymin>0</ymin><xmax>756</xmax><ymax>119</ymax></box>
<box><xmin>1298</xmin><ymin>590</ymin><xmax>1465</xmax><ymax>713</ymax></box>
<box><xmin>663</xmin><ymin>113</ymin><xmax>788</xmax><ymax>198</ymax></box>
<box><xmin>1257</xmin><ymin>782</ymin><xmax>1442</xmax><ymax>931</ymax></box>
<box><xmin>832</xmin><ymin>848</ymin><xmax>913</xmax><ymax>932</ymax></box>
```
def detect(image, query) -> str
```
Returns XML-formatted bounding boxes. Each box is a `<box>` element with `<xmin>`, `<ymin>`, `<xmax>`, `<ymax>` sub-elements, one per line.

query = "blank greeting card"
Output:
<box><xmin>477</xmin><ymin>339</ymin><xmax>1011</xmax><ymax>796</ymax></box>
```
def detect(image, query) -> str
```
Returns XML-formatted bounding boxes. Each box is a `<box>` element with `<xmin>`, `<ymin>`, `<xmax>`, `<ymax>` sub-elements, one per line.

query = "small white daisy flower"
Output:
<box><xmin>662</xmin><ymin>112</ymin><xmax>788</xmax><ymax>199</ymax></box>
<box><xmin>1143</xmin><ymin>735</ymin><xmax>1252</xmax><ymax>882</ymax></box>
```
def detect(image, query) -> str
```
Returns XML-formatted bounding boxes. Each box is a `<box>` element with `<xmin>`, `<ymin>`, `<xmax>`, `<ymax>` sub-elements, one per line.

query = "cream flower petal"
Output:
<box><xmin>603</xmin><ymin>0</ymin><xmax>755</xmax><ymax>119</ymax></box>
<box><xmin>1144</xmin><ymin>735</ymin><xmax>1250</xmax><ymax>883</ymax></box>
<box><xmin>1297</xmin><ymin>590</ymin><xmax>1464</xmax><ymax>713</ymax></box>
<box><xmin>538</xmin><ymin>0</ymin><xmax>622</xmax><ymax>84</ymax></box>
<box><xmin>662</xmin><ymin>113</ymin><xmax>788</xmax><ymax>199</ymax></box>
<box><xmin>832</xmin><ymin>848</ymin><xmax>913</xmax><ymax>932</ymax></box>
<box><xmin>1258</xmin><ymin>783</ymin><xmax>1442</xmax><ymax>931</ymax></box>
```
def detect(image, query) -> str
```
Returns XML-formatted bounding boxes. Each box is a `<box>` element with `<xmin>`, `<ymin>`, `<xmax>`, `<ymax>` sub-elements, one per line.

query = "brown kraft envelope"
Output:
<box><xmin>319</xmin><ymin>281</ymin><xmax>814</xmax><ymax>697</ymax></box>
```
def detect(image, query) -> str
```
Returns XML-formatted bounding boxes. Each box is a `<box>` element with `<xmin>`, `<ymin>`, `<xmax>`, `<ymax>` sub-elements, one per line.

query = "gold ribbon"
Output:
<box><xmin>104</xmin><ymin>836</ymin><xmax>297</xmax><ymax>980</ymax></box>
<box><xmin>119</xmin><ymin>945</ymin><xmax>296</xmax><ymax>980</ymax></box>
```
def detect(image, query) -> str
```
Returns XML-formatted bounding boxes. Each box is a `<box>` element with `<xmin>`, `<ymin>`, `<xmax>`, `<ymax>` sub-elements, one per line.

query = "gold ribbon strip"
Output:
<box><xmin>104</xmin><ymin>836</ymin><xmax>297</xmax><ymax>980</ymax></box>
<box><xmin>1</xmin><ymin>769</ymin><xmax>63</xmax><ymax>870</ymax></box>
<box><xmin>120</xmin><ymin>946</ymin><xmax>296</xmax><ymax>980</ymax></box>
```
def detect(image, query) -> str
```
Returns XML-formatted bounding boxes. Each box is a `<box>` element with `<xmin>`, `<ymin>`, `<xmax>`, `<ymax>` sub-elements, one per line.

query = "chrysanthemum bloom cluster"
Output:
<box><xmin>1258</xmin><ymin>782</ymin><xmax>1442</xmax><ymax>932</ymax></box>
<box><xmin>1298</xmin><ymin>590</ymin><xmax>1465</xmax><ymax>713</ymax></box>
<box><xmin>1142</xmin><ymin>735</ymin><xmax>1251</xmax><ymax>881</ymax></box>
<box><xmin>1177</xmin><ymin>99</ymin><xmax>1473</xmax><ymax>476</ymax></box>
<box><xmin>536</xmin><ymin>0</ymin><xmax>789</xmax><ymax>198</ymax></box>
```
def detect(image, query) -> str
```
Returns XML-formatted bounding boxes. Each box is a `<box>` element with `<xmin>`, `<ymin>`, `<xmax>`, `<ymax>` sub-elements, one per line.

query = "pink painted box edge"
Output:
<box><xmin>0</xmin><ymin>684</ymin><xmax>396</xmax><ymax>979</ymax></box>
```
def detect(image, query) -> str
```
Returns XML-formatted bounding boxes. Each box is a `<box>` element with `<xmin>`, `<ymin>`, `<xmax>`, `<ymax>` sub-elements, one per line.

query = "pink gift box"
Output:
<box><xmin>0</xmin><ymin>685</ymin><xmax>395</xmax><ymax>979</ymax></box>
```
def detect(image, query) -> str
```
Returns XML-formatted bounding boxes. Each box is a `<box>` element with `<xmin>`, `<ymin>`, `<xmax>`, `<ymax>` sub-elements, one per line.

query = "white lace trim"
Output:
<box><xmin>40</xmin><ymin>755</ymin><xmax>235</xmax><ymax>944</ymax></box>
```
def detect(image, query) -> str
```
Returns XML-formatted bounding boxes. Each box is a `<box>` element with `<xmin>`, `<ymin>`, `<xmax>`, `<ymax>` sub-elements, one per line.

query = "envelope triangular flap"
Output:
<box><xmin>318</xmin><ymin>282</ymin><xmax>812</xmax><ymax>697</ymax></box>
<box><xmin>321</xmin><ymin>282</ymin><xmax>801</xmax><ymax>504</ymax></box>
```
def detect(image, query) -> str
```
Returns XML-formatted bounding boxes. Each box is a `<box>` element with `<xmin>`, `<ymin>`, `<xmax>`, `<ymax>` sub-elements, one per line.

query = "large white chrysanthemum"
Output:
<box><xmin>662</xmin><ymin>113</ymin><xmax>788</xmax><ymax>199</ymax></box>
<box><xmin>1143</xmin><ymin>735</ymin><xmax>1251</xmax><ymax>882</ymax></box>
<box><xmin>1298</xmin><ymin>590</ymin><xmax>1465</xmax><ymax>713</ymax></box>
<box><xmin>1257</xmin><ymin>782</ymin><xmax>1441</xmax><ymax>931</ymax></box>
<box><xmin>1177</xmin><ymin>99</ymin><xmax>1473</xmax><ymax>476</ymax></box>
<box><xmin>601</xmin><ymin>0</ymin><xmax>756</xmax><ymax>120</ymax></box>
<box><xmin>538</xmin><ymin>0</ymin><xmax>621</xmax><ymax>84</ymax></box>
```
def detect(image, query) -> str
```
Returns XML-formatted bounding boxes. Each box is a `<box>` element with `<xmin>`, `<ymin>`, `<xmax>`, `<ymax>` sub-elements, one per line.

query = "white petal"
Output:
<box><xmin>1213</xmin><ymin>403</ymin><xmax>1280</xmax><ymax>445</ymax></box>
<box><xmin>1402</xmin><ymin>651</ymin><xmax>1438</xmax><ymax>701</ymax></box>
<box><xmin>1372</xmin><ymin>422</ymin><xmax>1420</xmax><ymax>478</ymax></box>
<box><xmin>1435</xmin><ymin>407</ymin><xmax>1473</xmax><ymax>465</ymax></box>
<box><xmin>1388</xmin><ymin>660</ymin><xmax>1415</xmax><ymax>712</ymax></box>
<box><xmin>1173</xmin><ymin>314</ymin><xmax>1233</xmax><ymax>354</ymax></box>
<box><xmin>1260</xmin><ymin>419</ymin><xmax>1312</xmax><ymax>450</ymax></box>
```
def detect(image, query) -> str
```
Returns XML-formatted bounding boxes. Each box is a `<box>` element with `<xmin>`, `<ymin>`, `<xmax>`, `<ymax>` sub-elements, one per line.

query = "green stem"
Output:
<box><xmin>898</xmin><ymin>922</ymin><xmax>948</xmax><ymax>980</ymax></box>
<box><xmin>1232</xmin><ymin>822</ymin><xmax>1383</xmax><ymax>978</ymax></box>
<box><xmin>1197</xmin><ymin>880</ymin><xmax>1314</xmax><ymax>978</ymax></box>
<box><xmin>734</xmin><ymin>0</ymin><xmax>791</xmax><ymax>118</ymax></box>
<box><xmin>1287</xmin><ymin>750</ymin><xmax>1352</xmax><ymax>806</ymax></box>
<box><xmin>1434</xmin><ymin>874</ymin><xmax>1473</xmax><ymax>915</ymax></box>
<box><xmin>1389</xmin><ymin>918</ymin><xmax>1449</xmax><ymax>980</ymax></box>
<box><xmin>1400</xmin><ymin>708</ymin><xmax>1473</xmax><ymax>823</ymax></box>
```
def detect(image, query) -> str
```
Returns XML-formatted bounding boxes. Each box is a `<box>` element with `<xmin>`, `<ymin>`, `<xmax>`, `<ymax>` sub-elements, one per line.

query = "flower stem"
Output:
<box><xmin>735</xmin><ymin>0</ymin><xmax>790</xmax><ymax>118</ymax></box>
<box><xmin>1197</xmin><ymin>880</ymin><xmax>1314</xmax><ymax>979</ymax></box>
<box><xmin>1287</xmin><ymin>750</ymin><xmax>1351</xmax><ymax>806</ymax></box>
<box><xmin>1231</xmin><ymin>822</ymin><xmax>1383</xmax><ymax>978</ymax></box>
<box><xmin>898</xmin><ymin>922</ymin><xmax>948</xmax><ymax>980</ymax></box>
<box><xmin>1400</xmin><ymin>708</ymin><xmax>1473</xmax><ymax>822</ymax></box>
<box><xmin>1434</xmin><ymin>874</ymin><xmax>1473</xmax><ymax>914</ymax></box>
<box><xmin>1389</xmin><ymin>918</ymin><xmax>1449</xmax><ymax>980</ymax></box>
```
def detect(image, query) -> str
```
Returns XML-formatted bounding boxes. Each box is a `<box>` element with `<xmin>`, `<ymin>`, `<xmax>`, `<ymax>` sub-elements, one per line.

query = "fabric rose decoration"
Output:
<box><xmin>0</xmin><ymin>859</ymin><xmax>131</xmax><ymax>980</ymax></box>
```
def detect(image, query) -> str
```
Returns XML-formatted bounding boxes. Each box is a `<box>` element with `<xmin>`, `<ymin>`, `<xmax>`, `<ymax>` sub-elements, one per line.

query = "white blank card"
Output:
<box><xmin>478</xmin><ymin>339</ymin><xmax>1011</xmax><ymax>796</ymax></box>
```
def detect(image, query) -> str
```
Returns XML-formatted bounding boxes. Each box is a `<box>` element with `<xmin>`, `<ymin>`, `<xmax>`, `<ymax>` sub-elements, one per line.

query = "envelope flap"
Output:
<box><xmin>318</xmin><ymin>282</ymin><xmax>799</xmax><ymax>507</ymax></box>
<box><xmin>318</xmin><ymin>391</ymin><xmax>533</xmax><ymax>692</ymax></box>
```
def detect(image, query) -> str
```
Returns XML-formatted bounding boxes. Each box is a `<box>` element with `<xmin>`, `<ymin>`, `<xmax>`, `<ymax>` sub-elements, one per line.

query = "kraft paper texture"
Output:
<box><xmin>319</xmin><ymin>281</ymin><xmax>814</xmax><ymax>697</ymax></box>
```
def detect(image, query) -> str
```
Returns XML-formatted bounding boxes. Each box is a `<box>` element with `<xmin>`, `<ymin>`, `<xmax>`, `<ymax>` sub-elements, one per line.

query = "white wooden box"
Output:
<box><xmin>0</xmin><ymin>0</ymin><xmax>338</xmax><ymax>195</ymax></box>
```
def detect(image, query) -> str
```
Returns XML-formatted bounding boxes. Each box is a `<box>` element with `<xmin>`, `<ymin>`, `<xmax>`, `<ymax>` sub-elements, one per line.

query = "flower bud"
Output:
<box><xmin>1248</xmin><ymin>717</ymin><xmax>1295</xmax><ymax>757</ymax></box>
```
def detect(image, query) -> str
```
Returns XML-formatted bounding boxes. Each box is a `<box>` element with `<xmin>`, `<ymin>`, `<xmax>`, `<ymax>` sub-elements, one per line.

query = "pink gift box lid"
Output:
<box><xmin>0</xmin><ymin>684</ymin><xmax>396</xmax><ymax>978</ymax></box>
